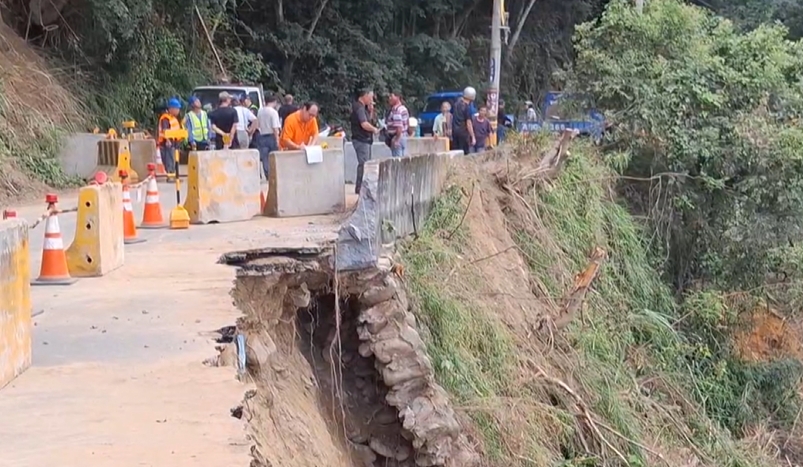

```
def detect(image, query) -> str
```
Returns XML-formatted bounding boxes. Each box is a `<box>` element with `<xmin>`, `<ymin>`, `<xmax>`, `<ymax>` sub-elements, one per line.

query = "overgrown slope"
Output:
<box><xmin>398</xmin><ymin>134</ymin><xmax>794</xmax><ymax>466</ymax></box>
<box><xmin>0</xmin><ymin>23</ymin><xmax>85</xmax><ymax>202</ymax></box>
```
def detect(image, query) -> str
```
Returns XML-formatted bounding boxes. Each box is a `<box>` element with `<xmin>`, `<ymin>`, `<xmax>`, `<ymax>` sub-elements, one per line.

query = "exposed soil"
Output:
<box><xmin>219</xmin><ymin>252</ymin><xmax>477</xmax><ymax>467</ymax></box>
<box><xmin>296</xmin><ymin>293</ymin><xmax>416</xmax><ymax>466</ymax></box>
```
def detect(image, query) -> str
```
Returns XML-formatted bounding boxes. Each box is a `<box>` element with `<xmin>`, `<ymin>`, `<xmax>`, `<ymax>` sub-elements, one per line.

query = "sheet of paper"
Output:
<box><xmin>304</xmin><ymin>145</ymin><xmax>323</xmax><ymax>164</ymax></box>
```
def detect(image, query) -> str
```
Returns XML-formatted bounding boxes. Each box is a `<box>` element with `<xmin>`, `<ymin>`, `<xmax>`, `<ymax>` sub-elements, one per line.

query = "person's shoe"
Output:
<box><xmin>354</xmin><ymin>185</ymin><xmax>361</xmax><ymax>195</ymax></box>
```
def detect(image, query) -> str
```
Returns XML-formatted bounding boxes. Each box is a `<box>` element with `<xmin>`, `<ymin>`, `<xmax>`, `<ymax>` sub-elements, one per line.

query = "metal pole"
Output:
<box><xmin>487</xmin><ymin>0</ymin><xmax>502</xmax><ymax>147</ymax></box>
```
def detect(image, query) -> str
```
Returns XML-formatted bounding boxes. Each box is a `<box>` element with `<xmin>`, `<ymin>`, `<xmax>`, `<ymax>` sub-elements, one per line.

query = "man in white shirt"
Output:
<box><xmin>234</xmin><ymin>96</ymin><xmax>257</xmax><ymax>148</ymax></box>
<box><xmin>256</xmin><ymin>95</ymin><xmax>282</xmax><ymax>180</ymax></box>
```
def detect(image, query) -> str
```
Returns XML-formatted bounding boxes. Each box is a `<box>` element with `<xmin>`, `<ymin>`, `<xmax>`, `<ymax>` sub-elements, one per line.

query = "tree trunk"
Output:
<box><xmin>451</xmin><ymin>0</ymin><xmax>484</xmax><ymax>38</ymax></box>
<box><xmin>504</xmin><ymin>0</ymin><xmax>537</xmax><ymax>64</ymax></box>
<box><xmin>282</xmin><ymin>0</ymin><xmax>328</xmax><ymax>87</ymax></box>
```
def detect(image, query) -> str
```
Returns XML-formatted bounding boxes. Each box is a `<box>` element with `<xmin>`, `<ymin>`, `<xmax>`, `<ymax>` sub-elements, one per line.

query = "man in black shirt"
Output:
<box><xmin>452</xmin><ymin>87</ymin><xmax>476</xmax><ymax>155</ymax></box>
<box><xmin>350</xmin><ymin>89</ymin><xmax>380</xmax><ymax>194</ymax></box>
<box><xmin>278</xmin><ymin>94</ymin><xmax>299</xmax><ymax>126</ymax></box>
<box><xmin>209</xmin><ymin>91</ymin><xmax>239</xmax><ymax>149</ymax></box>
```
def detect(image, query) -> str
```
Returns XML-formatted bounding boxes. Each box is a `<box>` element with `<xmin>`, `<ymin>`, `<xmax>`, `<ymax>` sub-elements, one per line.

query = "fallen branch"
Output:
<box><xmin>548</xmin><ymin>247</ymin><xmax>607</xmax><ymax>330</ymax></box>
<box><xmin>530</xmin><ymin>363</ymin><xmax>629</xmax><ymax>465</ymax></box>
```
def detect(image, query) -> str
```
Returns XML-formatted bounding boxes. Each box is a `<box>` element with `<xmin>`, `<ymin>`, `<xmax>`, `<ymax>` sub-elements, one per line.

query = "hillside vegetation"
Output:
<box><xmin>398</xmin><ymin>1</ymin><xmax>803</xmax><ymax>465</ymax></box>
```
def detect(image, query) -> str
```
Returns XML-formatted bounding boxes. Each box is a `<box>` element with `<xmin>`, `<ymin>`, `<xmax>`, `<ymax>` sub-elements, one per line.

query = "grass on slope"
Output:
<box><xmin>398</xmin><ymin>137</ymin><xmax>775</xmax><ymax>466</ymax></box>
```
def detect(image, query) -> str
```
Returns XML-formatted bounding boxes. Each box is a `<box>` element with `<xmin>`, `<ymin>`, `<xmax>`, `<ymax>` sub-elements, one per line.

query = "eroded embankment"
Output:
<box><xmin>217</xmin><ymin>247</ymin><xmax>478</xmax><ymax>467</ymax></box>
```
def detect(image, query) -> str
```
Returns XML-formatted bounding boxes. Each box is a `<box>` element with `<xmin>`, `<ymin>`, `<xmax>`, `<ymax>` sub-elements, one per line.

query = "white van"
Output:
<box><xmin>190</xmin><ymin>84</ymin><xmax>265</xmax><ymax>111</ymax></box>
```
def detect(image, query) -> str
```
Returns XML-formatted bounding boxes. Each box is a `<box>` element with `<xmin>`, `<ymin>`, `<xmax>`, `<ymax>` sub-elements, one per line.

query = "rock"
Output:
<box><xmin>374</xmin><ymin>407</ymin><xmax>398</xmax><ymax>425</ymax></box>
<box><xmin>395</xmin><ymin>444</ymin><xmax>411</xmax><ymax>462</ymax></box>
<box><xmin>358</xmin><ymin>342</ymin><xmax>373</xmax><ymax>357</ymax></box>
<box><xmin>287</xmin><ymin>283</ymin><xmax>311</xmax><ymax>308</ymax></box>
<box><xmin>353</xmin><ymin>443</ymin><xmax>377</xmax><ymax>466</ymax></box>
<box><xmin>360</xmin><ymin>283</ymin><xmax>396</xmax><ymax>307</ymax></box>
<box><xmin>369</xmin><ymin>436</ymin><xmax>396</xmax><ymax>458</ymax></box>
<box><xmin>348</xmin><ymin>428</ymin><xmax>370</xmax><ymax>444</ymax></box>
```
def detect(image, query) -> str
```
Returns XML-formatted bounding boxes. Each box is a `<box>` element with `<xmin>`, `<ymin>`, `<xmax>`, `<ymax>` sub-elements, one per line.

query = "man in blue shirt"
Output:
<box><xmin>184</xmin><ymin>97</ymin><xmax>212</xmax><ymax>150</ymax></box>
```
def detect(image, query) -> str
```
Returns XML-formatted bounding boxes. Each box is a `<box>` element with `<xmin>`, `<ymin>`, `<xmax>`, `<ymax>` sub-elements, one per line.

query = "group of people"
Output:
<box><xmin>157</xmin><ymin>85</ymin><xmax>505</xmax><ymax>193</ymax></box>
<box><xmin>157</xmin><ymin>92</ymin><xmax>320</xmax><ymax>180</ymax></box>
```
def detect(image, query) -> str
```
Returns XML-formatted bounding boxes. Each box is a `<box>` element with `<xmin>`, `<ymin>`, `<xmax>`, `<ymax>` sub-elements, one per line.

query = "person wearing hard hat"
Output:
<box><xmin>158</xmin><ymin>98</ymin><xmax>183</xmax><ymax>181</ymax></box>
<box><xmin>184</xmin><ymin>96</ymin><xmax>212</xmax><ymax>151</ymax></box>
<box><xmin>452</xmin><ymin>87</ymin><xmax>477</xmax><ymax>155</ymax></box>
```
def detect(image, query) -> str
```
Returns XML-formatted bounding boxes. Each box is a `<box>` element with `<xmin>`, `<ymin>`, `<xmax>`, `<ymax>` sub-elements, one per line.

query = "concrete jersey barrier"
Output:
<box><xmin>184</xmin><ymin>149</ymin><xmax>261</xmax><ymax>224</ymax></box>
<box><xmin>342</xmin><ymin>137</ymin><xmax>449</xmax><ymax>184</ymax></box>
<box><xmin>58</xmin><ymin>133</ymin><xmax>108</xmax><ymax>179</ymax></box>
<box><xmin>0</xmin><ymin>219</ymin><xmax>32</xmax><ymax>389</ymax></box>
<box><xmin>65</xmin><ymin>182</ymin><xmax>125</xmax><ymax>277</ymax></box>
<box><xmin>336</xmin><ymin>150</ymin><xmax>460</xmax><ymax>270</ymax></box>
<box><xmin>266</xmin><ymin>149</ymin><xmax>346</xmax><ymax>217</ymax></box>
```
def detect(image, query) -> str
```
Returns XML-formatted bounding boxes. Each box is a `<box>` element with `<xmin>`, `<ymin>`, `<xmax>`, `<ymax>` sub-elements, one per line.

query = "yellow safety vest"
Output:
<box><xmin>187</xmin><ymin>111</ymin><xmax>209</xmax><ymax>142</ymax></box>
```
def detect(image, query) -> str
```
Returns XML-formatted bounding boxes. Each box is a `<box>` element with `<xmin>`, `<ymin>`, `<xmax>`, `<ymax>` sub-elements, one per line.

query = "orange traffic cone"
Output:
<box><xmin>120</xmin><ymin>170</ymin><xmax>146</xmax><ymax>244</ymax></box>
<box><xmin>32</xmin><ymin>194</ymin><xmax>77</xmax><ymax>286</ymax></box>
<box><xmin>153</xmin><ymin>144</ymin><xmax>167</xmax><ymax>180</ymax></box>
<box><xmin>140</xmin><ymin>163</ymin><xmax>166</xmax><ymax>229</ymax></box>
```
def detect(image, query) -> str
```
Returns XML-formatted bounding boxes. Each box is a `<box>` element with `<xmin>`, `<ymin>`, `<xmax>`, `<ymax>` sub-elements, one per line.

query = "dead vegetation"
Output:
<box><xmin>398</xmin><ymin>131</ymin><xmax>782</xmax><ymax>466</ymax></box>
<box><xmin>0</xmin><ymin>22</ymin><xmax>85</xmax><ymax>203</ymax></box>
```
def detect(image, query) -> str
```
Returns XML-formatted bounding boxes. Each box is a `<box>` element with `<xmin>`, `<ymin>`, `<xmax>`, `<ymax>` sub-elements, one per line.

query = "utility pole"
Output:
<box><xmin>487</xmin><ymin>0</ymin><xmax>503</xmax><ymax>147</ymax></box>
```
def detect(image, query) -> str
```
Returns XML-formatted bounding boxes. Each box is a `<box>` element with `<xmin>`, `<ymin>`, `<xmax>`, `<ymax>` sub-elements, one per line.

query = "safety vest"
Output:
<box><xmin>187</xmin><ymin>111</ymin><xmax>209</xmax><ymax>142</ymax></box>
<box><xmin>158</xmin><ymin>113</ymin><xmax>181</xmax><ymax>145</ymax></box>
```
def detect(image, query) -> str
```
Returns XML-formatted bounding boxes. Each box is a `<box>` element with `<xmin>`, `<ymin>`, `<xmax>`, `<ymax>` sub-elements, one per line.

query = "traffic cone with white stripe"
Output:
<box><xmin>120</xmin><ymin>170</ymin><xmax>146</xmax><ymax>244</ymax></box>
<box><xmin>32</xmin><ymin>194</ymin><xmax>77</xmax><ymax>286</ymax></box>
<box><xmin>140</xmin><ymin>163</ymin><xmax>166</xmax><ymax>229</ymax></box>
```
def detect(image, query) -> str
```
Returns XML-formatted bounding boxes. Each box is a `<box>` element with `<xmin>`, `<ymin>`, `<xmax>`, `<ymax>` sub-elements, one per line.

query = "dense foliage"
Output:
<box><xmin>0</xmin><ymin>0</ymin><xmax>608</xmax><ymax>127</ymax></box>
<box><xmin>567</xmin><ymin>0</ymin><xmax>803</xmax><ymax>441</ymax></box>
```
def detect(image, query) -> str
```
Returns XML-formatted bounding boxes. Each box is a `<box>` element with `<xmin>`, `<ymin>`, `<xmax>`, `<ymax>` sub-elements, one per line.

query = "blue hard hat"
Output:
<box><xmin>168</xmin><ymin>98</ymin><xmax>181</xmax><ymax>109</ymax></box>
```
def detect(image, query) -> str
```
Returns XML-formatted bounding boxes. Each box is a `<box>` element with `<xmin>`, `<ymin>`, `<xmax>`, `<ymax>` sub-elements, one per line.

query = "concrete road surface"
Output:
<box><xmin>0</xmin><ymin>182</ymin><xmax>357</xmax><ymax>466</ymax></box>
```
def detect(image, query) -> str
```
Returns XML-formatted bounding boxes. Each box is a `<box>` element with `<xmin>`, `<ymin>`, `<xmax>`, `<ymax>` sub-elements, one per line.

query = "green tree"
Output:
<box><xmin>569</xmin><ymin>0</ymin><xmax>803</xmax><ymax>291</ymax></box>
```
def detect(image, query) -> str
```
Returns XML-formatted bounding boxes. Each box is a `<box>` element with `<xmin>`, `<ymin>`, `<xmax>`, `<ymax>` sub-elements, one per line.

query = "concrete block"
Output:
<box><xmin>66</xmin><ymin>182</ymin><xmax>125</xmax><ymax>277</ymax></box>
<box><xmin>267</xmin><ymin>149</ymin><xmax>346</xmax><ymax>217</ymax></box>
<box><xmin>321</xmin><ymin>136</ymin><xmax>345</xmax><ymax>151</ymax></box>
<box><xmin>129</xmin><ymin>139</ymin><xmax>158</xmax><ymax>180</ymax></box>
<box><xmin>405</xmin><ymin>137</ymin><xmax>449</xmax><ymax>156</ymax></box>
<box><xmin>58</xmin><ymin>133</ymin><xmax>107</xmax><ymax>179</ymax></box>
<box><xmin>343</xmin><ymin>142</ymin><xmax>391</xmax><ymax>184</ymax></box>
<box><xmin>184</xmin><ymin>149</ymin><xmax>261</xmax><ymax>224</ymax></box>
<box><xmin>0</xmin><ymin>219</ymin><xmax>32</xmax><ymax>388</ymax></box>
<box><xmin>342</xmin><ymin>138</ymin><xmax>447</xmax><ymax>184</ymax></box>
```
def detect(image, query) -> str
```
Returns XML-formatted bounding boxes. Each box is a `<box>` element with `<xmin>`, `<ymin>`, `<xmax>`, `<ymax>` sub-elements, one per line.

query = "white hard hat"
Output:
<box><xmin>409</xmin><ymin>117</ymin><xmax>419</xmax><ymax>127</ymax></box>
<box><xmin>463</xmin><ymin>87</ymin><xmax>477</xmax><ymax>99</ymax></box>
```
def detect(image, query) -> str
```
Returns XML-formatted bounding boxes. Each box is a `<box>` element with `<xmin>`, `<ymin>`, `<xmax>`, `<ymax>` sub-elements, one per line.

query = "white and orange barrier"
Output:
<box><xmin>31</xmin><ymin>194</ymin><xmax>77</xmax><ymax>286</ymax></box>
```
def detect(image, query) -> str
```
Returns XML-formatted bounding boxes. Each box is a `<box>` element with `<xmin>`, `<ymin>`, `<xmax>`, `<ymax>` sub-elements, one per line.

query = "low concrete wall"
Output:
<box><xmin>58</xmin><ymin>133</ymin><xmax>107</xmax><ymax>179</ymax></box>
<box><xmin>130</xmin><ymin>139</ymin><xmax>157</xmax><ymax>179</ymax></box>
<box><xmin>343</xmin><ymin>137</ymin><xmax>449</xmax><ymax>184</ymax></box>
<box><xmin>0</xmin><ymin>219</ymin><xmax>32</xmax><ymax>389</ymax></box>
<box><xmin>336</xmin><ymin>150</ymin><xmax>461</xmax><ymax>270</ymax></box>
<box><xmin>266</xmin><ymin>149</ymin><xmax>346</xmax><ymax>217</ymax></box>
